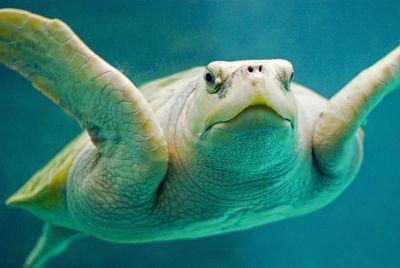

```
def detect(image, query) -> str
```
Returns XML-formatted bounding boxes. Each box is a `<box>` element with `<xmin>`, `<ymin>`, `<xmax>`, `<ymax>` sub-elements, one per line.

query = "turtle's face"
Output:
<box><xmin>184</xmin><ymin>59</ymin><xmax>298</xmax><ymax>172</ymax></box>
<box><xmin>188</xmin><ymin>60</ymin><xmax>297</xmax><ymax>141</ymax></box>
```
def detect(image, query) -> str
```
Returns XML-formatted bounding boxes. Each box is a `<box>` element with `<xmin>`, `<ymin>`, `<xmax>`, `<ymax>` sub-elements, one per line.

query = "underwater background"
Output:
<box><xmin>0</xmin><ymin>0</ymin><xmax>399</xmax><ymax>267</ymax></box>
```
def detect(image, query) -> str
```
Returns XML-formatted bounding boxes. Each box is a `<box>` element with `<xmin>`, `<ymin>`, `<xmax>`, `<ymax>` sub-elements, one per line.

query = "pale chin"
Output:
<box><xmin>211</xmin><ymin>105</ymin><xmax>292</xmax><ymax>133</ymax></box>
<box><xmin>203</xmin><ymin>105</ymin><xmax>294</xmax><ymax>145</ymax></box>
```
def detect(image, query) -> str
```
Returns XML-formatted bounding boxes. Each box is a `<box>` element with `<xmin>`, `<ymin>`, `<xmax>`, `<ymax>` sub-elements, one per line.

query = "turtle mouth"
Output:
<box><xmin>205</xmin><ymin>104</ymin><xmax>293</xmax><ymax>134</ymax></box>
<box><xmin>229</xmin><ymin>104</ymin><xmax>287</xmax><ymax>121</ymax></box>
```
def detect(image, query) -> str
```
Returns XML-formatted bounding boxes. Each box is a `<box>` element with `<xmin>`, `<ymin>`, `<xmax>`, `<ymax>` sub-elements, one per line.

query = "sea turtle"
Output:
<box><xmin>1</xmin><ymin>8</ymin><xmax>399</xmax><ymax>268</ymax></box>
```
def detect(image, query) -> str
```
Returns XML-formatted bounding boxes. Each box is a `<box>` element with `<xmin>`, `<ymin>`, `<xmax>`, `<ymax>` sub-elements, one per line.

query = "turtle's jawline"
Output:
<box><xmin>204</xmin><ymin>104</ymin><xmax>293</xmax><ymax>134</ymax></box>
<box><xmin>231</xmin><ymin>104</ymin><xmax>285</xmax><ymax>120</ymax></box>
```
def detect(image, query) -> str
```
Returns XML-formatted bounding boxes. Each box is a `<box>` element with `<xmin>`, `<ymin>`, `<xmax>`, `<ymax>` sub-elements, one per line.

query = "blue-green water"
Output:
<box><xmin>0</xmin><ymin>0</ymin><xmax>399</xmax><ymax>267</ymax></box>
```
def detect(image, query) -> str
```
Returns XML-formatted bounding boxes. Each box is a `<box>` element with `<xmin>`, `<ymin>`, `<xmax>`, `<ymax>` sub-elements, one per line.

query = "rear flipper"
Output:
<box><xmin>24</xmin><ymin>224</ymin><xmax>87</xmax><ymax>268</ymax></box>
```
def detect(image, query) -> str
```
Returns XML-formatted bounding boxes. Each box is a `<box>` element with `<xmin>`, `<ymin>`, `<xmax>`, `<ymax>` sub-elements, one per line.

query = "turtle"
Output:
<box><xmin>1</xmin><ymin>8</ymin><xmax>399</xmax><ymax>268</ymax></box>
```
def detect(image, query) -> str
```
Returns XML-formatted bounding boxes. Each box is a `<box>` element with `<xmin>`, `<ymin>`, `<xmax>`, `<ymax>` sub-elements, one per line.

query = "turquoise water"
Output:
<box><xmin>0</xmin><ymin>0</ymin><xmax>399</xmax><ymax>267</ymax></box>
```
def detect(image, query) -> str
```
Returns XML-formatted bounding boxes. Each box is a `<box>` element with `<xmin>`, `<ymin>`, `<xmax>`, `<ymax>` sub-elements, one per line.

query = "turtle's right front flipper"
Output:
<box><xmin>0</xmin><ymin>9</ymin><xmax>168</xmax><ymax>227</ymax></box>
<box><xmin>313</xmin><ymin>45</ymin><xmax>400</xmax><ymax>189</ymax></box>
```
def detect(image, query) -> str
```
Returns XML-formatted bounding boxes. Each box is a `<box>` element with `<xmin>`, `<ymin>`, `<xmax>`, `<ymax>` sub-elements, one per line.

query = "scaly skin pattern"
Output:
<box><xmin>1</xmin><ymin>8</ymin><xmax>399</xmax><ymax>267</ymax></box>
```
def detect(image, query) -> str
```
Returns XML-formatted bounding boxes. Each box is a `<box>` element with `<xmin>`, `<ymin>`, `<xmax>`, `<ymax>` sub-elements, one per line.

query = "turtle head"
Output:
<box><xmin>183</xmin><ymin>59</ymin><xmax>299</xmax><ymax>173</ymax></box>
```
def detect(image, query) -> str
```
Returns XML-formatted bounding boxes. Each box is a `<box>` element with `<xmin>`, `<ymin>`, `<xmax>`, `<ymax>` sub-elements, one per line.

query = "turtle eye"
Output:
<box><xmin>282</xmin><ymin>71</ymin><xmax>293</xmax><ymax>91</ymax></box>
<box><xmin>204</xmin><ymin>70</ymin><xmax>216</xmax><ymax>86</ymax></box>
<box><xmin>204</xmin><ymin>69</ymin><xmax>221</xmax><ymax>93</ymax></box>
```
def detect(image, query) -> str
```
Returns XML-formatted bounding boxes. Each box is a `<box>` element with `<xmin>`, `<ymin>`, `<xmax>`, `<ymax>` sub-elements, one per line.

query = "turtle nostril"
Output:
<box><xmin>259</xmin><ymin>65</ymin><xmax>263</xmax><ymax>72</ymax></box>
<box><xmin>247</xmin><ymin>66</ymin><xmax>254</xmax><ymax>72</ymax></box>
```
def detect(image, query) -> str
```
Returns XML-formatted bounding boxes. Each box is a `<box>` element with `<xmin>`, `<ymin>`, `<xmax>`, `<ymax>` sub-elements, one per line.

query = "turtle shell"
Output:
<box><xmin>6</xmin><ymin>132</ymin><xmax>89</xmax><ymax>215</ymax></box>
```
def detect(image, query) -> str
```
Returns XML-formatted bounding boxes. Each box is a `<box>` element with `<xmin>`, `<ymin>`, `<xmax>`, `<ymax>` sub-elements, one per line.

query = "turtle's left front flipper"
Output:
<box><xmin>0</xmin><ymin>9</ymin><xmax>168</xmax><ymax>212</ymax></box>
<box><xmin>313</xmin><ymin>45</ymin><xmax>400</xmax><ymax>186</ymax></box>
